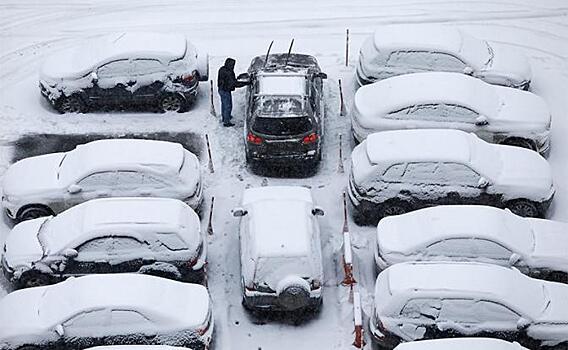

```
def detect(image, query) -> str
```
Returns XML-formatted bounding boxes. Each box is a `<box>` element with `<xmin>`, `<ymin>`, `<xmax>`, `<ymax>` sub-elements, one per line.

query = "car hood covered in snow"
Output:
<box><xmin>539</xmin><ymin>283</ymin><xmax>568</xmax><ymax>323</ymax></box>
<box><xmin>481</xmin><ymin>43</ymin><xmax>532</xmax><ymax>85</ymax></box>
<box><xmin>529</xmin><ymin>219</ymin><xmax>568</xmax><ymax>270</ymax></box>
<box><xmin>493</xmin><ymin>86</ymin><xmax>550</xmax><ymax>129</ymax></box>
<box><xmin>2</xmin><ymin>153</ymin><xmax>65</xmax><ymax>197</ymax></box>
<box><xmin>4</xmin><ymin>217</ymin><xmax>47</xmax><ymax>270</ymax></box>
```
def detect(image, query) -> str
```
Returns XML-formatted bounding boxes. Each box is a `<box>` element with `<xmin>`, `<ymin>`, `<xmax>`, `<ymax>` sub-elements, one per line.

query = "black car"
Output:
<box><xmin>39</xmin><ymin>33</ymin><xmax>209</xmax><ymax>113</ymax></box>
<box><xmin>241</xmin><ymin>53</ymin><xmax>327</xmax><ymax>167</ymax></box>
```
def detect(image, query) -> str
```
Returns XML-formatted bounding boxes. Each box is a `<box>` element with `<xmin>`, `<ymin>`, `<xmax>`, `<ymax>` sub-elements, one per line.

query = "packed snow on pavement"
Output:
<box><xmin>0</xmin><ymin>0</ymin><xmax>568</xmax><ymax>349</ymax></box>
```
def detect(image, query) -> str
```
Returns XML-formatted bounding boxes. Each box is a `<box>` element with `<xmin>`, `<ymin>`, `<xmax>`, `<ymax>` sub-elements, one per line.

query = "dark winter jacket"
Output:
<box><xmin>218</xmin><ymin>58</ymin><xmax>247</xmax><ymax>92</ymax></box>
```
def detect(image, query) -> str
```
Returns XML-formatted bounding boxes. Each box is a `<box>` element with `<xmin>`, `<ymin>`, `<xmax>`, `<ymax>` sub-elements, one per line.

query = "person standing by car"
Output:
<box><xmin>217</xmin><ymin>58</ymin><xmax>248</xmax><ymax>127</ymax></box>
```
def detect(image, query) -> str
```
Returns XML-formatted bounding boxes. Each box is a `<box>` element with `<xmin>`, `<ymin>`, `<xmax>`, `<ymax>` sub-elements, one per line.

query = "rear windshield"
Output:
<box><xmin>257</xmin><ymin>96</ymin><xmax>304</xmax><ymax>115</ymax></box>
<box><xmin>252</xmin><ymin>117</ymin><xmax>313</xmax><ymax>136</ymax></box>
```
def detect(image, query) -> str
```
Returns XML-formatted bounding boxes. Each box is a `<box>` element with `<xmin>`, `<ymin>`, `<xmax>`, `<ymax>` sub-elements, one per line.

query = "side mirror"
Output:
<box><xmin>316</xmin><ymin>72</ymin><xmax>328</xmax><ymax>79</ymax></box>
<box><xmin>90</xmin><ymin>71</ymin><xmax>98</xmax><ymax>83</ymax></box>
<box><xmin>67</xmin><ymin>184</ymin><xmax>82</xmax><ymax>194</ymax></box>
<box><xmin>54</xmin><ymin>324</ymin><xmax>65</xmax><ymax>336</ymax></box>
<box><xmin>475</xmin><ymin>115</ymin><xmax>489</xmax><ymax>126</ymax></box>
<box><xmin>312</xmin><ymin>207</ymin><xmax>325</xmax><ymax>216</ymax></box>
<box><xmin>63</xmin><ymin>248</ymin><xmax>78</xmax><ymax>259</ymax></box>
<box><xmin>516</xmin><ymin>317</ymin><xmax>530</xmax><ymax>330</ymax></box>
<box><xmin>232</xmin><ymin>208</ymin><xmax>248</xmax><ymax>217</ymax></box>
<box><xmin>509</xmin><ymin>253</ymin><xmax>521</xmax><ymax>266</ymax></box>
<box><xmin>478</xmin><ymin>177</ymin><xmax>490</xmax><ymax>189</ymax></box>
<box><xmin>237</xmin><ymin>73</ymin><xmax>251</xmax><ymax>83</ymax></box>
<box><xmin>463</xmin><ymin>66</ymin><xmax>474</xmax><ymax>75</ymax></box>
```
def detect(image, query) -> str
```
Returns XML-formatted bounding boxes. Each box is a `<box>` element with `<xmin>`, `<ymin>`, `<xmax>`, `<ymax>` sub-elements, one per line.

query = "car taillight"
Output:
<box><xmin>247</xmin><ymin>132</ymin><xmax>263</xmax><ymax>145</ymax></box>
<box><xmin>196</xmin><ymin>316</ymin><xmax>210</xmax><ymax>336</ymax></box>
<box><xmin>187</xmin><ymin>242</ymin><xmax>203</xmax><ymax>268</ymax></box>
<box><xmin>182</xmin><ymin>71</ymin><xmax>197</xmax><ymax>84</ymax></box>
<box><xmin>302</xmin><ymin>133</ymin><xmax>318</xmax><ymax>144</ymax></box>
<box><xmin>376</xmin><ymin>315</ymin><xmax>386</xmax><ymax>336</ymax></box>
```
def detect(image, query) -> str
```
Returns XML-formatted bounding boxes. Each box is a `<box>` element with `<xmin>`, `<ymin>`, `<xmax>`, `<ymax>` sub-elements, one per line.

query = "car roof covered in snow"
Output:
<box><xmin>39</xmin><ymin>274</ymin><xmax>210</xmax><ymax>326</ymax></box>
<box><xmin>381</xmin><ymin>262</ymin><xmax>547</xmax><ymax>318</ymax></box>
<box><xmin>372</xmin><ymin>24</ymin><xmax>465</xmax><ymax>54</ymax></box>
<box><xmin>41</xmin><ymin>32</ymin><xmax>189</xmax><ymax>80</ymax></box>
<box><xmin>257</xmin><ymin>74</ymin><xmax>307</xmax><ymax>96</ymax></box>
<box><xmin>394</xmin><ymin>338</ymin><xmax>527</xmax><ymax>350</ymax></box>
<box><xmin>354</xmin><ymin>72</ymin><xmax>500</xmax><ymax>119</ymax></box>
<box><xmin>60</xmin><ymin>139</ymin><xmax>187</xmax><ymax>183</ymax></box>
<box><xmin>41</xmin><ymin>197</ymin><xmax>200</xmax><ymax>254</ymax></box>
<box><xmin>377</xmin><ymin>205</ymin><xmax>534</xmax><ymax>255</ymax></box>
<box><xmin>364</xmin><ymin>129</ymin><xmax>474</xmax><ymax>165</ymax></box>
<box><xmin>243</xmin><ymin>186</ymin><xmax>315</xmax><ymax>258</ymax></box>
<box><xmin>249</xmin><ymin>53</ymin><xmax>321</xmax><ymax>74</ymax></box>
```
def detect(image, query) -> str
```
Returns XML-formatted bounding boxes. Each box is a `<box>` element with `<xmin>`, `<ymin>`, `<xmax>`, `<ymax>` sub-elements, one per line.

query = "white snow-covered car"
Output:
<box><xmin>86</xmin><ymin>347</ymin><xmax>195</xmax><ymax>350</ymax></box>
<box><xmin>233</xmin><ymin>186</ymin><xmax>324</xmax><ymax>312</ymax></box>
<box><xmin>39</xmin><ymin>32</ymin><xmax>209</xmax><ymax>113</ymax></box>
<box><xmin>356</xmin><ymin>24</ymin><xmax>532</xmax><ymax>90</ymax></box>
<box><xmin>0</xmin><ymin>274</ymin><xmax>214</xmax><ymax>350</ymax></box>
<box><xmin>351</xmin><ymin>72</ymin><xmax>551</xmax><ymax>155</ymax></box>
<box><xmin>347</xmin><ymin>129</ymin><xmax>554</xmax><ymax>224</ymax></box>
<box><xmin>2</xmin><ymin>197</ymin><xmax>206</xmax><ymax>289</ymax></box>
<box><xmin>393</xmin><ymin>338</ymin><xmax>528</xmax><ymax>350</ymax></box>
<box><xmin>1</xmin><ymin>139</ymin><xmax>203</xmax><ymax>222</ymax></box>
<box><xmin>370</xmin><ymin>262</ymin><xmax>568</xmax><ymax>349</ymax></box>
<box><xmin>375</xmin><ymin>205</ymin><xmax>568</xmax><ymax>283</ymax></box>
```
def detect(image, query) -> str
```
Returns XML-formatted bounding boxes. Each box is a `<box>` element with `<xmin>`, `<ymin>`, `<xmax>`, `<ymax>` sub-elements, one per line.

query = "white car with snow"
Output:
<box><xmin>371</xmin><ymin>262</ymin><xmax>568</xmax><ymax>349</ymax></box>
<box><xmin>351</xmin><ymin>72</ymin><xmax>551</xmax><ymax>155</ymax></box>
<box><xmin>2</xmin><ymin>197</ymin><xmax>206</xmax><ymax>289</ymax></box>
<box><xmin>1</xmin><ymin>139</ymin><xmax>203</xmax><ymax>222</ymax></box>
<box><xmin>233</xmin><ymin>186</ymin><xmax>324</xmax><ymax>313</ymax></box>
<box><xmin>0</xmin><ymin>274</ymin><xmax>214</xmax><ymax>350</ymax></box>
<box><xmin>356</xmin><ymin>24</ymin><xmax>532</xmax><ymax>90</ymax></box>
<box><xmin>347</xmin><ymin>129</ymin><xmax>554</xmax><ymax>224</ymax></box>
<box><xmin>39</xmin><ymin>32</ymin><xmax>209</xmax><ymax>113</ymax></box>
<box><xmin>375</xmin><ymin>205</ymin><xmax>568</xmax><ymax>283</ymax></box>
<box><xmin>394</xmin><ymin>338</ymin><xmax>529</xmax><ymax>350</ymax></box>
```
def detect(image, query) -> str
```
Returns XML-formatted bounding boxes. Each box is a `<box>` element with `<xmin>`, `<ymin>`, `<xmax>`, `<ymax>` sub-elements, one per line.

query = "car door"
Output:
<box><xmin>61</xmin><ymin>309</ymin><xmax>110</xmax><ymax>349</ymax></box>
<box><xmin>432</xmin><ymin>52</ymin><xmax>467</xmax><ymax>73</ymax></box>
<box><xmin>93</xmin><ymin>59</ymin><xmax>133</xmax><ymax>107</ymax></box>
<box><xmin>396</xmin><ymin>298</ymin><xmax>442</xmax><ymax>341</ymax></box>
<box><xmin>113</xmin><ymin>171</ymin><xmax>147</xmax><ymax>197</ymax></box>
<box><xmin>63</xmin><ymin>237</ymin><xmax>115</xmax><ymax>276</ymax></box>
<box><xmin>424</xmin><ymin>238</ymin><xmax>479</xmax><ymax>262</ymax></box>
<box><xmin>141</xmin><ymin>172</ymin><xmax>175</xmax><ymax>198</ymax></box>
<box><xmin>64</xmin><ymin>171</ymin><xmax>118</xmax><ymax>209</ymax></box>
<box><xmin>109</xmin><ymin>309</ymin><xmax>158</xmax><ymax>344</ymax></box>
<box><xmin>131</xmin><ymin>58</ymin><xmax>167</xmax><ymax>105</ymax></box>
<box><xmin>399</xmin><ymin>162</ymin><xmax>448</xmax><ymax>206</ymax></box>
<box><xmin>437</xmin><ymin>162</ymin><xmax>484</xmax><ymax>205</ymax></box>
<box><xmin>473</xmin><ymin>239</ymin><xmax>529</xmax><ymax>272</ymax></box>
<box><xmin>385</xmin><ymin>50</ymin><xmax>437</xmax><ymax>76</ymax></box>
<box><xmin>108</xmin><ymin>235</ymin><xmax>152</xmax><ymax>273</ymax></box>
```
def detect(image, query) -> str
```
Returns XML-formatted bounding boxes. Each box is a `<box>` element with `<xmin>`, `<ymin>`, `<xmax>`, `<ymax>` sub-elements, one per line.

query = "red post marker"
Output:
<box><xmin>353</xmin><ymin>288</ymin><xmax>365</xmax><ymax>348</ymax></box>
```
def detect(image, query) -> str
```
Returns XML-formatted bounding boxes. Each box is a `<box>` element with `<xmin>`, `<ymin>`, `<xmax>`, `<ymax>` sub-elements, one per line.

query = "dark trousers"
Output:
<box><xmin>218</xmin><ymin>90</ymin><xmax>232</xmax><ymax>124</ymax></box>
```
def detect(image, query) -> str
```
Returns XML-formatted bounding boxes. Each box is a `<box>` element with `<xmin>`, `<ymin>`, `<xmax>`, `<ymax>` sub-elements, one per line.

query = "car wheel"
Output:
<box><xmin>17</xmin><ymin>205</ymin><xmax>52</xmax><ymax>222</ymax></box>
<box><xmin>19</xmin><ymin>271</ymin><xmax>51</xmax><ymax>289</ymax></box>
<box><xmin>57</xmin><ymin>95</ymin><xmax>85</xmax><ymax>114</ymax></box>
<box><xmin>502</xmin><ymin>138</ymin><xmax>536</xmax><ymax>151</ymax></box>
<box><xmin>507</xmin><ymin>200</ymin><xmax>540</xmax><ymax>218</ymax></box>
<box><xmin>380</xmin><ymin>200</ymin><xmax>410</xmax><ymax>218</ymax></box>
<box><xmin>159</xmin><ymin>94</ymin><xmax>186</xmax><ymax>113</ymax></box>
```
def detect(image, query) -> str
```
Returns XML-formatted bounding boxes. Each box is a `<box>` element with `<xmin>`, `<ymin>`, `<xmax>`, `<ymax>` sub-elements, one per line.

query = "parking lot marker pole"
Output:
<box><xmin>342</xmin><ymin>192</ymin><xmax>356</xmax><ymax>286</ymax></box>
<box><xmin>209</xmin><ymin>80</ymin><xmax>216</xmax><ymax>117</ymax></box>
<box><xmin>338</xmin><ymin>133</ymin><xmax>345</xmax><ymax>174</ymax></box>
<box><xmin>205</xmin><ymin>134</ymin><xmax>215</xmax><ymax>173</ymax></box>
<box><xmin>339</xmin><ymin>79</ymin><xmax>346</xmax><ymax>116</ymax></box>
<box><xmin>345</xmin><ymin>29</ymin><xmax>350</xmax><ymax>67</ymax></box>
<box><xmin>207</xmin><ymin>196</ymin><xmax>215</xmax><ymax>235</ymax></box>
<box><xmin>353</xmin><ymin>286</ymin><xmax>365</xmax><ymax>348</ymax></box>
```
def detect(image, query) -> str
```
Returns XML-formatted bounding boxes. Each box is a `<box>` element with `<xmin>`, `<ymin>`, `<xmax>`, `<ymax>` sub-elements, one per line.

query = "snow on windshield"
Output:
<box><xmin>257</xmin><ymin>96</ymin><xmax>304</xmax><ymax>115</ymax></box>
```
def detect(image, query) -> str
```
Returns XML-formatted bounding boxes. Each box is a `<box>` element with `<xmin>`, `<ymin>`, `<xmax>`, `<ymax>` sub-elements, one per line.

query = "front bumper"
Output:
<box><xmin>369</xmin><ymin>317</ymin><xmax>402</xmax><ymax>349</ymax></box>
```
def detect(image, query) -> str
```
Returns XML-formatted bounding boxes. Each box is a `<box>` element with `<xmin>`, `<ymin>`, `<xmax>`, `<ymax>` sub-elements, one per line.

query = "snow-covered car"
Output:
<box><xmin>2</xmin><ymin>197</ymin><xmax>206</xmax><ymax>289</ymax></box>
<box><xmin>39</xmin><ymin>32</ymin><xmax>209</xmax><ymax>113</ymax></box>
<box><xmin>1</xmin><ymin>139</ymin><xmax>203</xmax><ymax>222</ymax></box>
<box><xmin>375</xmin><ymin>205</ymin><xmax>568</xmax><ymax>283</ymax></box>
<box><xmin>232</xmin><ymin>186</ymin><xmax>324</xmax><ymax>312</ymax></box>
<box><xmin>86</xmin><ymin>347</ymin><xmax>195</xmax><ymax>350</ymax></box>
<box><xmin>370</xmin><ymin>262</ymin><xmax>568</xmax><ymax>349</ymax></box>
<box><xmin>347</xmin><ymin>129</ymin><xmax>554</xmax><ymax>224</ymax></box>
<box><xmin>242</xmin><ymin>54</ymin><xmax>327</xmax><ymax>167</ymax></box>
<box><xmin>393</xmin><ymin>338</ymin><xmax>528</xmax><ymax>350</ymax></box>
<box><xmin>0</xmin><ymin>274</ymin><xmax>214</xmax><ymax>350</ymax></box>
<box><xmin>351</xmin><ymin>72</ymin><xmax>551</xmax><ymax>155</ymax></box>
<box><xmin>356</xmin><ymin>24</ymin><xmax>532</xmax><ymax>90</ymax></box>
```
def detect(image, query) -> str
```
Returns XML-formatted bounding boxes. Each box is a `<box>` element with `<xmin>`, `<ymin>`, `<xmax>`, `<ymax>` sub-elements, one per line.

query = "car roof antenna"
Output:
<box><xmin>285</xmin><ymin>39</ymin><xmax>295</xmax><ymax>66</ymax></box>
<box><xmin>263</xmin><ymin>40</ymin><xmax>274</xmax><ymax>68</ymax></box>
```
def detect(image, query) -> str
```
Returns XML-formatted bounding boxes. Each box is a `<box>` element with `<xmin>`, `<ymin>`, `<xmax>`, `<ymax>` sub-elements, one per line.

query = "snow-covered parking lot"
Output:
<box><xmin>0</xmin><ymin>0</ymin><xmax>567</xmax><ymax>349</ymax></box>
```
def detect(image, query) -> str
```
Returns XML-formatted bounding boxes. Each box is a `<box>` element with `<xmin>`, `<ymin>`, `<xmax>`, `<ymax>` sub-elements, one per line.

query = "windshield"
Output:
<box><xmin>256</xmin><ymin>96</ymin><xmax>305</xmax><ymax>115</ymax></box>
<box><xmin>255</xmin><ymin>256</ymin><xmax>314</xmax><ymax>288</ymax></box>
<box><xmin>459</xmin><ymin>32</ymin><xmax>492</xmax><ymax>68</ymax></box>
<box><xmin>252</xmin><ymin>116</ymin><xmax>313</xmax><ymax>136</ymax></box>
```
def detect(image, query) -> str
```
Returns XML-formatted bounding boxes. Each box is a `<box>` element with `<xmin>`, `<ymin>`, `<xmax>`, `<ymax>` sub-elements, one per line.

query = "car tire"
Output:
<box><xmin>506</xmin><ymin>199</ymin><xmax>540</xmax><ymax>218</ymax></box>
<box><xmin>502</xmin><ymin>138</ymin><xmax>536</xmax><ymax>151</ymax></box>
<box><xmin>159</xmin><ymin>93</ymin><xmax>186</xmax><ymax>113</ymax></box>
<box><xmin>380</xmin><ymin>200</ymin><xmax>410</xmax><ymax>218</ymax></box>
<box><xmin>18</xmin><ymin>346</ymin><xmax>40</xmax><ymax>350</ymax></box>
<box><xmin>17</xmin><ymin>205</ymin><xmax>53</xmax><ymax>222</ymax></box>
<box><xmin>56</xmin><ymin>95</ymin><xmax>85</xmax><ymax>114</ymax></box>
<box><xmin>18</xmin><ymin>271</ymin><xmax>51</xmax><ymax>289</ymax></box>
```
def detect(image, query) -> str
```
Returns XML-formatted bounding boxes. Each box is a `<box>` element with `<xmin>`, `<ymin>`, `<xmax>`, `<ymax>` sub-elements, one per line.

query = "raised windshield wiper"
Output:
<box><xmin>56</xmin><ymin>154</ymin><xmax>67</xmax><ymax>180</ymax></box>
<box><xmin>485</xmin><ymin>42</ymin><xmax>495</xmax><ymax>66</ymax></box>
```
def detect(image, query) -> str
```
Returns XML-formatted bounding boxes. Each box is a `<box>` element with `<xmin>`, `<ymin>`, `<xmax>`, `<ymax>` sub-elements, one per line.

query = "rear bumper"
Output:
<box><xmin>243</xmin><ymin>288</ymin><xmax>322</xmax><ymax>311</ymax></box>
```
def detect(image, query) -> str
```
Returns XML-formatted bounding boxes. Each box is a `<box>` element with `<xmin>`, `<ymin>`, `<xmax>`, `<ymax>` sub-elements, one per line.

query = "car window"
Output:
<box><xmin>63</xmin><ymin>309</ymin><xmax>108</xmax><ymax>329</ymax></box>
<box><xmin>443</xmin><ymin>104</ymin><xmax>479</xmax><ymax>122</ymax></box>
<box><xmin>425</xmin><ymin>238</ymin><xmax>477</xmax><ymax>258</ymax></box>
<box><xmin>111</xmin><ymin>310</ymin><xmax>152</xmax><ymax>326</ymax></box>
<box><xmin>112</xmin><ymin>236</ymin><xmax>145</xmax><ymax>252</ymax></box>
<box><xmin>474</xmin><ymin>239</ymin><xmax>514</xmax><ymax>260</ymax></box>
<box><xmin>401</xmin><ymin>162</ymin><xmax>440</xmax><ymax>184</ymax></box>
<box><xmin>386</xmin><ymin>51</ymin><xmax>436</xmax><ymax>69</ymax></box>
<box><xmin>438</xmin><ymin>163</ymin><xmax>481</xmax><ymax>186</ymax></box>
<box><xmin>143</xmin><ymin>174</ymin><xmax>168</xmax><ymax>188</ymax></box>
<box><xmin>400</xmin><ymin>298</ymin><xmax>441</xmax><ymax>320</ymax></box>
<box><xmin>439</xmin><ymin>299</ymin><xmax>478</xmax><ymax>323</ymax></box>
<box><xmin>433</xmin><ymin>52</ymin><xmax>466</xmax><ymax>71</ymax></box>
<box><xmin>97</xmin><ymin>59</ymin><xmax>131</xmax><ymax>79</ymax></box>
<box><xmin>78</xmin><ymin>172</ymin><xmax>117</xmax><ymax>189</ymax></box>
<box><xmin>476</xmin><ymin>301</ymin><xmax>520</xmax><ymax>322</ymax></box>
<box><xmin>131</xmin><ymin>59</ymin><xmax>165</xmax><ymax>76</ymax></box>
<box><xmin>115</xmin><ymin>171</ymin><xmax>145</xmax><ymax>189</ymax></box>
<box><xmin>388</xmin><ymin>104</ymin><xmax>478</xmax><ymax>123</ymax></box>
<box><xmin>382</xmin><ymin>163</ymin><xmax>406</xmax><ymax>182</ymax></box>
<box><xmin>155</xmin><ymin>233</ymin><xmax>188</xmax><ymax>251</ymax></box>
<box><xmin>76</xmin><ymin>237</ymin><xmax>114</xmax><ymax>256</ymax></box>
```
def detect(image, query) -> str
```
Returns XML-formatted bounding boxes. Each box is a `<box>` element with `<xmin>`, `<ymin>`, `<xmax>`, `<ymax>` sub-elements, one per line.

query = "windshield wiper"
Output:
<box><xmin>485</xmin><ymin>42</ymin><xmax>495</xmax><ymax>66</ymax></box>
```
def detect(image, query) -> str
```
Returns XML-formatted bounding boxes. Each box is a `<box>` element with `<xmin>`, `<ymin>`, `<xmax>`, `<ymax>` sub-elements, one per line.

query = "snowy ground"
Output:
<box><xmin>0</xmin><ymin>0</ymin><xmax>567</xmax><ymax>349</ymax></box>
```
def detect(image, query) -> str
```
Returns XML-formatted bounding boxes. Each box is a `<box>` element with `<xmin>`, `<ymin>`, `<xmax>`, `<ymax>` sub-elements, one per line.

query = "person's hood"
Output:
<box><xmin>528</xmin><ymin>218</ymin><xmax>568</xmax><ymax>271</ymax></box>
<box><xmin>494</xmin><ymin>146</ymin><xmax>553</xmax><ymax>201</ymax></box>
<box><xmin>2</xmin><ymin>153</ymin><xmax>65</xmax><ymax>197</ymax></box>
<box><xmin>4</xmin><ymin>217</ymin><xmax>48</xmax><ymax>270</ymax></box>
<box><xmin>0</xmin><ymin>286</ymin><xmax>49</xmax><ymax>341</ymax></box>
<box><xmin>481</xmin><ymin>43</ymin><xmax>532</xmax><ymax>86</ymax></box>
<box><xmin>493</xmin><ymin>86</ymin><xmax>551</xmax><ymax>130</ymax></box>
<box><xmin>224</xmin><ymin>58</ymin><xmax>236</xmax><ymax>70</ymax></box>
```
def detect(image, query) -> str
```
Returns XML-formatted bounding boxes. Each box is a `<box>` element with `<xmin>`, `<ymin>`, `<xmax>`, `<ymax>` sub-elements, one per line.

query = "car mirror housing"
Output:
<box><xmin>509</xmin><ymin>253</ymin><xmax>522</xmax><ymax>265</ymax></box>
<box><xmin>67</xmin><ymin>184</ymin><xmax>82</xmax><ymax>194</ymax></box>
<box><xmin>237</xmin><ymin>73</ymin><xmax>251</xmax><ymax>83</ymax></box>
<box><xmin>517</xmin><ymin>317</ymin><xmax>530</xmax><ymax>330</ymax></box>
<box><xmin>475</xmin><ymin>115</ymin><xmax>489</xmax><ymax>126</ymax></box>
<box><xmin>478</xmin><ymin>177</ymin><xmax>490</xmax><ymax>189</ymax></box>
<box><xmin>317</xmin><ymin>72</ymin><xmax>328</xmax><ymax>79</ymax></box>
<box><xmin>90</xmin><ymin>71</ymin><xmax>98</xmax><ymax>83</ymax></box>
<box><xmin>54</xmin><ymin>324</ymin><xmax>64</xmax><ymax>336</ymax></box>
<box><xmin>63</xmin><ymin>248</ymin><xmax>78</xmax><ymax>259</ymax></box>
<box><xmin>232</xmin><ymin>208</ymin><xmax>248</xmax><ymax>217</ymax></box>
<box><xmin>463</xmin><ymin>66</ymin><xmax>474</xmax><ymax>75</ymax></box>
<box><xmin>312</xmin><ymin>207</ymin><xmax>325</xmax><ymax>216</ymax></box>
